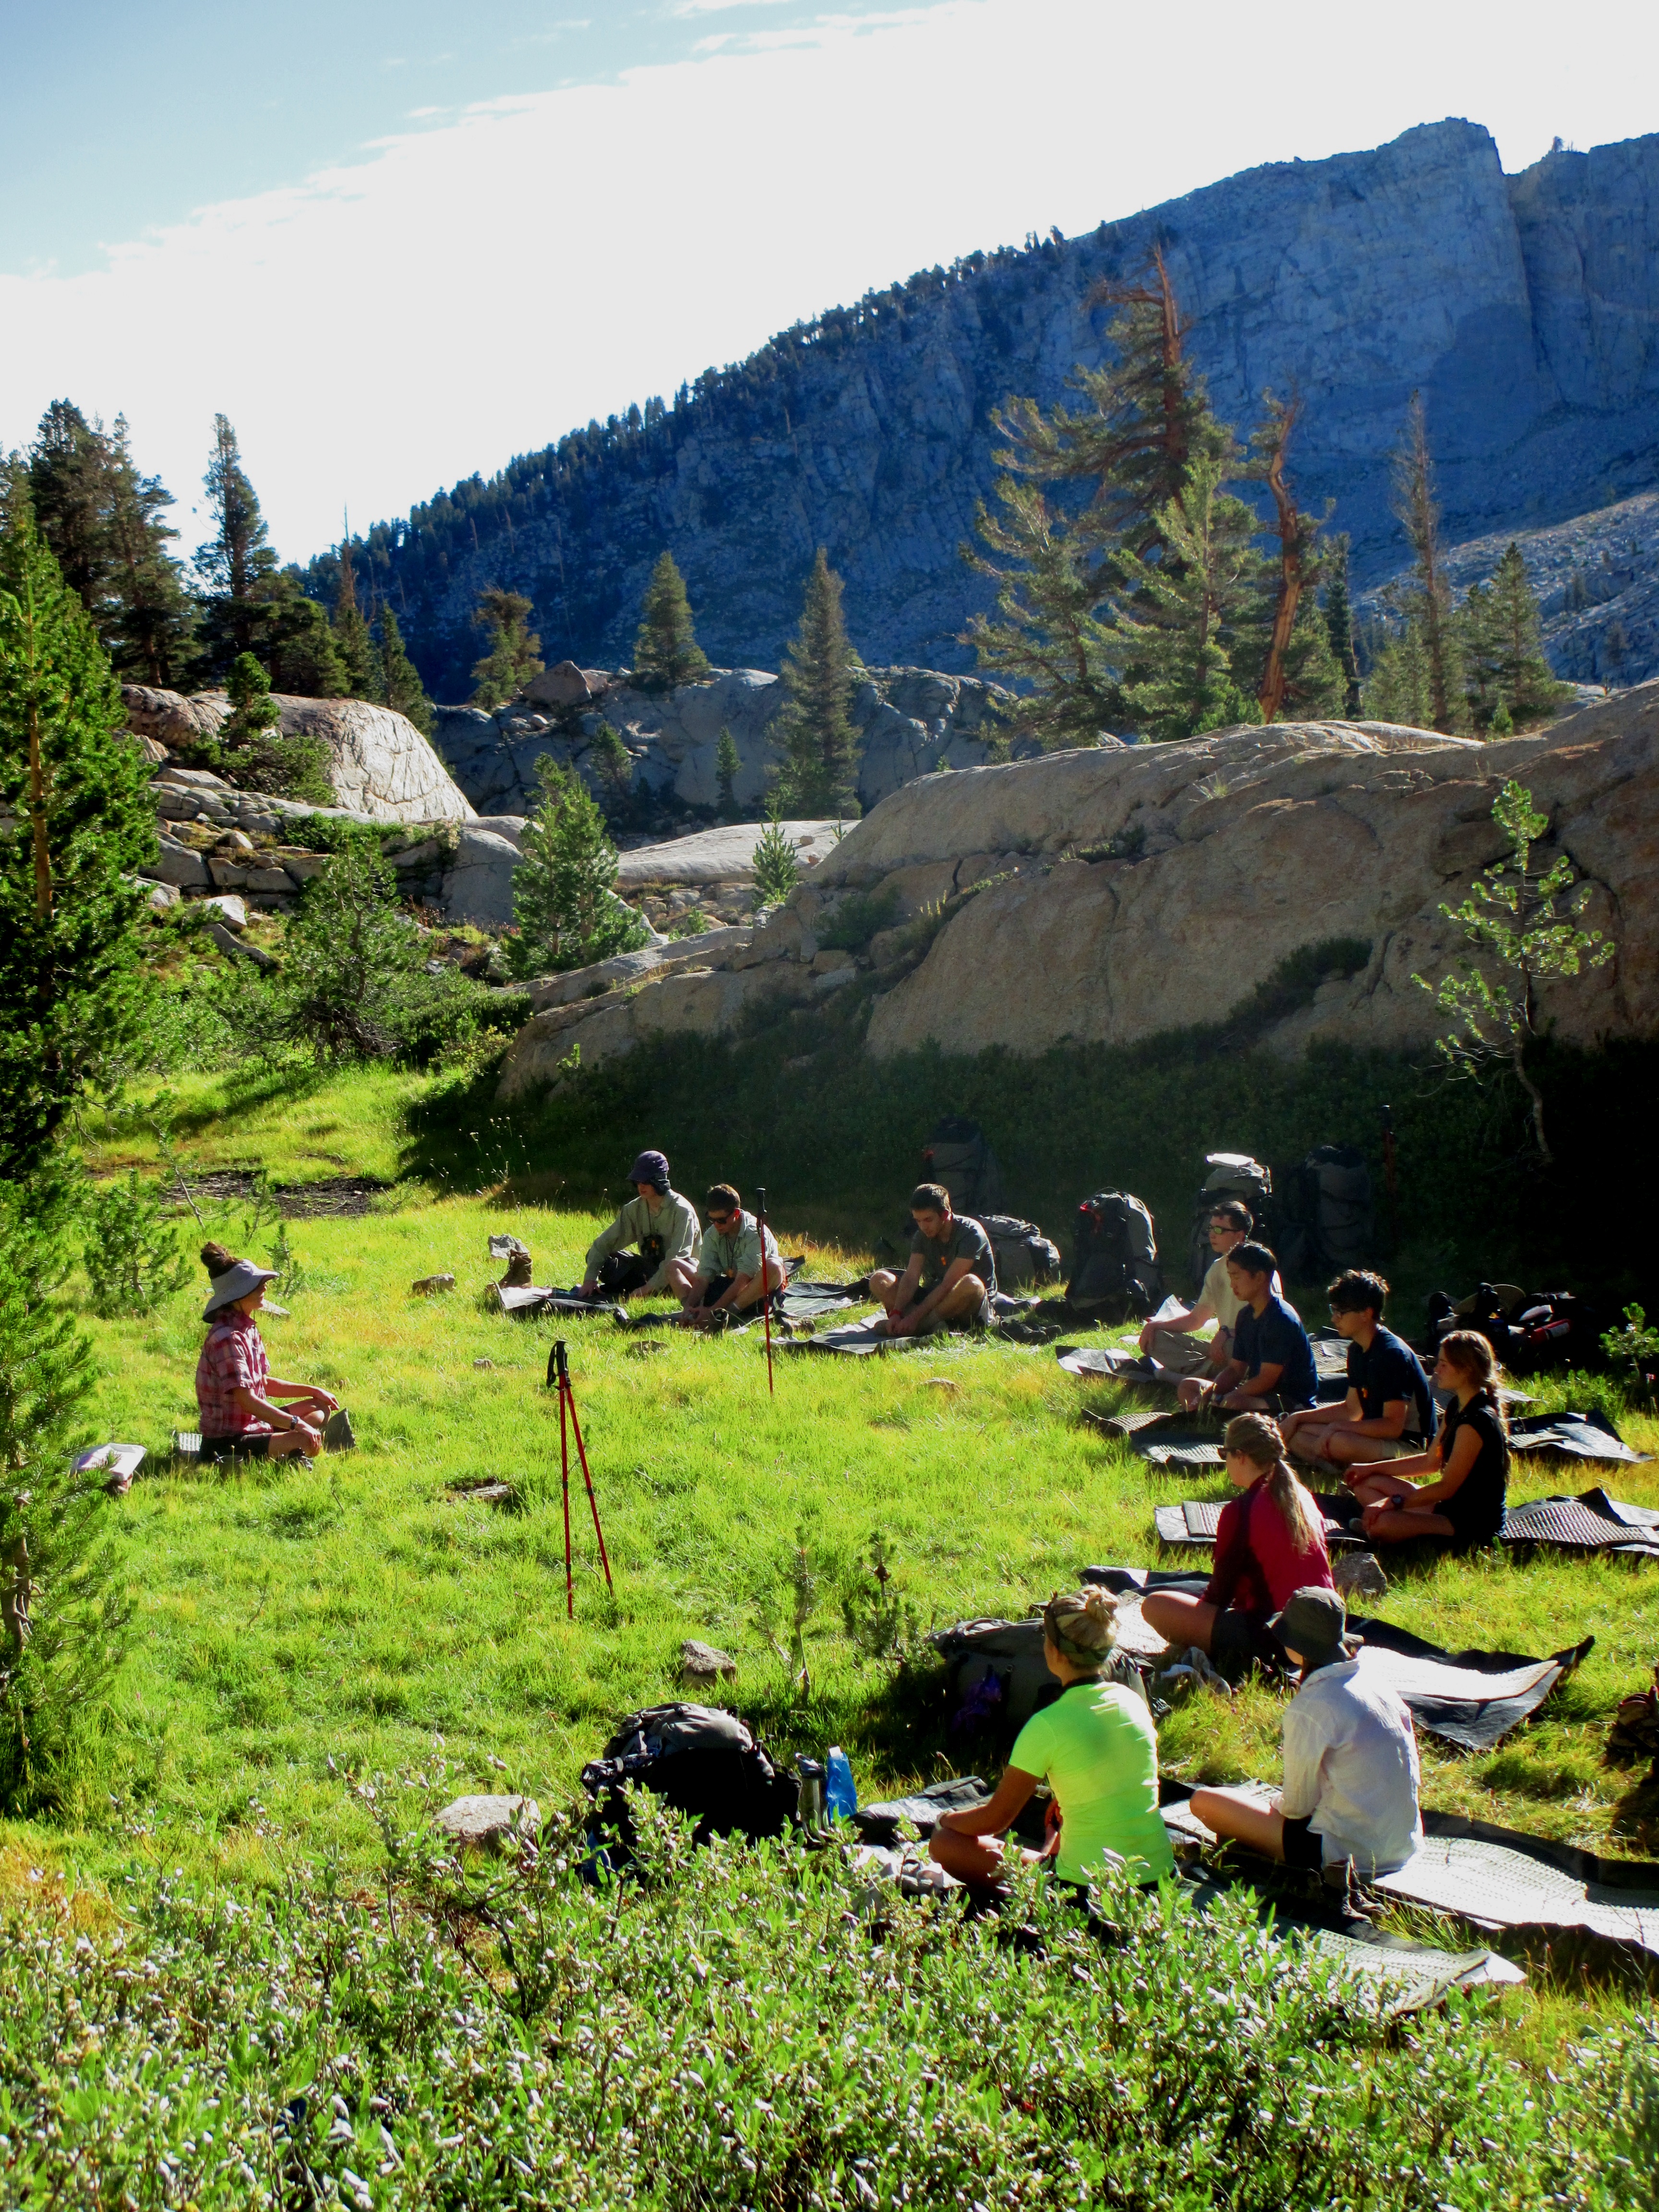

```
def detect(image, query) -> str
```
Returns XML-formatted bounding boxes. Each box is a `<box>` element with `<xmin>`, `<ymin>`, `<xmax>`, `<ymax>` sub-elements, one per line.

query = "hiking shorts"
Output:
<box><xmin>199</xmin><ymin>1432</ymin><xmax>275</xmax><ymax>1462</ymax></box>
<box><xmin>1209</xmin><ymin>1608</ymin><xmax>1275</xmax><ymax>1682</ymax></box>
<box><xmin>1280</xmin><ymin>1815</ymin><xmax>1324</xmax><ymax>1870</ymax></box>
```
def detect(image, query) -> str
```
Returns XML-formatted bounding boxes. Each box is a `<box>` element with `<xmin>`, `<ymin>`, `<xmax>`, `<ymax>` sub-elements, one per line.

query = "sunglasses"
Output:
<box><xmin>709</xmin><ymin>1212</ymin><xmax>736</xmax><ymax>1227</ymax></box>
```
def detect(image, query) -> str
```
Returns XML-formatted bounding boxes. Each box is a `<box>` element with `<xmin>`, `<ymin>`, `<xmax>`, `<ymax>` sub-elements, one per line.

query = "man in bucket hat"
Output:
<box><xmin>580</xmin><ymin>1150</ymin><xmax>701</xmax><ymax>1303</ymax></box>
<box><xmin>194</xmin><ymin>1255</ymin><xmax>342</xmax><ymax>1463</ymax></box>
<box><xmin>1188</xmin><ymin>1586</ymin><xmax>1422</xmax><ymax>1878</ymax></box>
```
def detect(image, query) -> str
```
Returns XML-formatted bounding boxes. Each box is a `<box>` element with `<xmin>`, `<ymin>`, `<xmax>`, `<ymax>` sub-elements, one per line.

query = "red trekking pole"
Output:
<box><xmin>547</xmin><ymin>1338</ymin><xmax>613</xmax><ymax>1613</ymax></box>
<box><xmin>756</xmin><ymin>1185</ymin><xmax>775</xmax><ymax>1398</ymax></box>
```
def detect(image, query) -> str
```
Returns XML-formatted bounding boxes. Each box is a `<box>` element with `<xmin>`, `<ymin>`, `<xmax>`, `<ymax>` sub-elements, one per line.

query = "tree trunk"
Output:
<box><xmin>23</xmin><ymin>578</ymin><xmax>53</xmax><ymax>922</ymax></box>
<box><xmin>1511</xmin><ymin>1042</ymin><xmax>1551</xmax><ymax>1164</ymax></box>
<box><xmin>1256</xmin><ymin>397</ymin><xmax>1304</xmax><ymax>725</ymax></box>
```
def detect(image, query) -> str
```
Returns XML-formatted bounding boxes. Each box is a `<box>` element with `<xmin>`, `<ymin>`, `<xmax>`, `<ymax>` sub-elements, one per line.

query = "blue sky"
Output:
<box><xmin>2</xmin><ymin>0</ymin><xmax>1654</xmax><ymax>565</ymax></box>
<box><xmin>0</xmin><ymin>1</ymin><xmax>909</xmax><ymax>276</ymax></box>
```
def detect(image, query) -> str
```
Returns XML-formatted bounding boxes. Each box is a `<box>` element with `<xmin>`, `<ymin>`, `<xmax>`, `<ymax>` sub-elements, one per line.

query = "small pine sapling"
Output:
<box><xmin>841</xmin><ymin>1531</ymin><xmax>921</xmax><ymax>1665</ymax></box>
<box><xmin>750</xmin><ymin>809</ymin><xmax>800</xmax><ymax>912</ymax></box>
<box><xmin>81</xmin><ymin>1170</ymin><xmax>191</xmax><ymax>1317</ymax></box>
<box><xmin>632</xmin><ymin>552</ymin><xmax>711</xmax><ymax>691</ymax></box>
<box><xmin>1601</xmin><ymin>1306</ymin><xmax>1659</xmax><ymax>1410</ymax></box>
<box><xmin>1414</xmin><ymin>778</ymin><xmax>1615</xmax><ymax>1162</ymax></box>
<box><xmin>755</xmin><ymin>1525</ymin><xmax>819</xmax><ymax>1696</ymax></box>
<box><xmin>714</xmin><ymin>725</ymin><xmax>741</xmax><ymax>817</ymax></box>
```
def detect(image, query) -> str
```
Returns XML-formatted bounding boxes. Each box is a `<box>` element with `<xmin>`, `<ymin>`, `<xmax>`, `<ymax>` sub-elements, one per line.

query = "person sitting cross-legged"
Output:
<box><xmin>1176</xmin><ymin>1241</ymin><xmax>1317</xmax><ymax>1416</ymax></box>
<box><xmin>677</xmin><ymin>1184</ymin><xmax>785</xmax><ymax>1325</ymax></box>
<box><xmin>1141</xmin><ymin>1413</ymin><xmax>1335</xmax><ymax>1680</ymax></box>
<box><xmin>1343</xmin><ymin>1328</ymin><xmax>1510</xmax><ymax>1551</ymax></box>
<box><xmin>869</xmin><ymin>1182</ymin><xmax>996</xmax><ymax>1338</ymax></box>
<box><xmin>580</xmin><ymin>1149</ymin><xmax>702</xmax><ymax>1303</ymax></box>
<box><xmin>1281</xmin><ymin>1270</ymin><xmax>1434</xmax><ymax>1473</ymax></box>
<box><xmin>195</xmin><ymin>1247</ymin><xmax>341</xmax><ymax>1464</ymax></box>
<box><xmin>929</xmin><ymin>1589</ymin><xmax>1176</xmax><ymax>1900</ymax></box>
<box><xmin>1190</xmin><ymin>1586</ymin><xmax>1423</xmax><ymax>1880</ymax></box>
<box><xmin>1137</xmin><ymin>1199</ymin><xmax>1258</xmax><ymax>1378</ymax></box>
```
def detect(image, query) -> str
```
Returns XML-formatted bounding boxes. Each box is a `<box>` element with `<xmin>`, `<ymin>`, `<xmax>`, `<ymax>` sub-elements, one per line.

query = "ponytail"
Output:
<box><xmin>1223</xmin><ymin>1412</ymin><xmax>1325</xmax><ymax>1553</ymax></box>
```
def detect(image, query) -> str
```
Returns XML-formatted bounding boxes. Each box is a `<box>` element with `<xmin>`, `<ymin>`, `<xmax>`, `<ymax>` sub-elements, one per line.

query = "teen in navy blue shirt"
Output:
<box><xmin>1284</xmin><ymin>1270</ymin><xmax>1433</xmax><ymax>1473</ymax></box>
<box><xmin>1178</xmin><ymin>1242</ymin><xmax>1318</xmax><ymax>1414</ymax></box>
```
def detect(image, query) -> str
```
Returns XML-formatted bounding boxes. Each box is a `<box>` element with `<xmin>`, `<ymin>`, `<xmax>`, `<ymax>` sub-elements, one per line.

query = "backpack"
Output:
<box><xmin>931</xmin><ymin>1617</ymin><xmax>1148</xmax><ymax>1749</ymax></box>
<box><xmin>1188</xmin><ymin>1153</ymin><xmax>1274</xmax><ymax>1294</ymax></box>
<box><xmin>580</xmin><ymin>1702</ymin><xmax>799</xmax><ymax>1854</ymax></box>
<box><xmin>975</xmin><ymin>1213</ymin><xmax>1062</xmax><ymax>1291</ymax></box>
<box><xmin>1428</xmin><ymin>1284</ymin><xmax>1600</xmax><ymax>1376</ymax></box>
<box><xmin>1278</xmin><ymin>1145</ymin><xmax>1374</xmax><ymax>1278</ymax></box>
<box><xmin>1067</xmin><ymin>1192</ymin><xmax>1164</xmax><ymax>1319</ymax></box>
<box><xmin>921</xmin><ymin>1116</ymin><xmax>1004</xmax><ymax>1217</ymax></box>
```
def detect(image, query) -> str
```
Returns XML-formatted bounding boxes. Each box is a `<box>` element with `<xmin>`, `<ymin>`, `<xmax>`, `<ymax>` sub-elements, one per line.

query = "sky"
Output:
<box><xmin>2</xmin><ymin>0</ymin><xmax>1655</xmax><ymax>568</ymax></box>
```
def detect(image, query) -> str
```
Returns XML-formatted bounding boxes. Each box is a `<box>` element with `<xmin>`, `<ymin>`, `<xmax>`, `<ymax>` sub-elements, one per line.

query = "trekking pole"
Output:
<box><xmin>549</xmin><ymin>1338</ymin><xmax>575</xmax><ymax>1618</ymax></box>
<box><xmin>556</xmin><ymin>1337</ymin><xmax>613</xmax><ymax>1597</ymax></box>
<box><xmin>756</xmin><ymin>1184</ymin><xmax>775</xmax><ymax>1398</ymax></box>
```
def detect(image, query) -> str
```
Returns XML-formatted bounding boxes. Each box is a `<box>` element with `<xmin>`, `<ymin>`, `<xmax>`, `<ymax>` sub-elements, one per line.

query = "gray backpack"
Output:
<box><xmin>974</xmin><ymin>1213</ymin><xmax>1063</xmax><ymax>1291</ymax></box>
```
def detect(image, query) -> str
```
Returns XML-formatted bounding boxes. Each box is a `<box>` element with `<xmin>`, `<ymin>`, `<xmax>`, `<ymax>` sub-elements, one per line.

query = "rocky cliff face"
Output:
<box><xmin>341</xmin><ymin>121</ymin><xmax>1659</xmax><ymax>697</ymax></box>
<box><xmin>495</xmin><ymin>685</ymin><xmax>1659</xmax><ymax>1097</ymax></box>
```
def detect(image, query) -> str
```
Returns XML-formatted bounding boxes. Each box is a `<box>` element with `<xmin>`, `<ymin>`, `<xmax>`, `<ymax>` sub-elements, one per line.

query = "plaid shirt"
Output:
<box><xmin>196</xmin><ymin>1309</ymin><xmax>272</xmax><ymax>1436</ymax></box>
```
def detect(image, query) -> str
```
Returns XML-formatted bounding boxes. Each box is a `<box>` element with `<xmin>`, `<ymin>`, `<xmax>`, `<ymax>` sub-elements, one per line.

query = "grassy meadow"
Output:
<box><xmin>5</xmin><ymin>1060</ymin><xmax>1659</xmax><ymax>2205</ymax></box>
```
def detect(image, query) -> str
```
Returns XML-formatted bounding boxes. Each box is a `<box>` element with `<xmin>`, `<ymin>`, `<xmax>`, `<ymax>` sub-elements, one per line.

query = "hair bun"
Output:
<box><xmin>200</xmin><ymin>1240</ymin><xmax>240</xmax><ymax>1279</ymax></box>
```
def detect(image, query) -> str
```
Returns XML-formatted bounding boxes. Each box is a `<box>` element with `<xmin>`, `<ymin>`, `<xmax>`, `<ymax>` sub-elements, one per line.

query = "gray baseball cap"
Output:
<box><xmin>203</xmin><ymin>1259</ymin><xmax>278</xmax><ymax>1319</ymax></box>
<box><xmin>1268</xmin><ymin>1585</ymin><xmax>1359</xmax><ymax>1671</ymax></box>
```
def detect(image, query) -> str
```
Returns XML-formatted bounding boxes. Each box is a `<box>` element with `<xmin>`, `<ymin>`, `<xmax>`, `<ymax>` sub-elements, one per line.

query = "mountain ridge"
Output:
<box><xmin>311</xmin><ymin>119</ymin><xmax>1659</xmax><ymax>700</ymax></box>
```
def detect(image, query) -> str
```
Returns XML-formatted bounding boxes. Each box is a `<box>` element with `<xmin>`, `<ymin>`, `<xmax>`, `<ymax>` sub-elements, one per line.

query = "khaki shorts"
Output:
<box><xmin>1145</xmin><ymin>1325</ymin><xmax>1228</xmax><ymax>1378</ymax></box>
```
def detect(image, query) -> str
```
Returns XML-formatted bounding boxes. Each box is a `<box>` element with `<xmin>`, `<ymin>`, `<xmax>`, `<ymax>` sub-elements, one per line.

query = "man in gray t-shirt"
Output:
<box><xmin>868</xmin><ymin>1182</ymin><xmax>997</xmax><ymax>1336</ymax></box>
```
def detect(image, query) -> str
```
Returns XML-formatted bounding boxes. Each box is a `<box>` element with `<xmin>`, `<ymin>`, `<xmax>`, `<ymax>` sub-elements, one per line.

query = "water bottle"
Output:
<box><xmin>795</xmin><ymin>1758</ymin><xmax>825</xmax><ymax>1831</ymax></box>
<box><xmin>825</xmin><ymin>1746</ymin><xmax>856</xmax><ymax>1823</ymax></box>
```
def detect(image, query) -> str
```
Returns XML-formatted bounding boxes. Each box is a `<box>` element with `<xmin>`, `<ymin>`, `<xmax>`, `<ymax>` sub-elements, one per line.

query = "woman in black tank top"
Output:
<box><xmin>1342</xmin><ymin>1331</ymin><xmax>1509</xmax><ymax>1549</ymax></box>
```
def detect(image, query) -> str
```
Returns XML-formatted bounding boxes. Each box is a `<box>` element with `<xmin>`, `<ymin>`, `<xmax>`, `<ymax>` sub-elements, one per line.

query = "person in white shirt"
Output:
<box><xmin>1138</xmin><ymin>1201</ymin><xmax>1254</xmax><ymax>1378</ymax></box>
<box><xmin>1188</xmin><ymin>1586</ymin><xmax>1422</xmax><ymax>1877</ymax></box>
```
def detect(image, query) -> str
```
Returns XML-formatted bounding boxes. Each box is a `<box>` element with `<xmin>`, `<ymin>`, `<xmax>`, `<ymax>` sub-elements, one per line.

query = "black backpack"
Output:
<box><xmin>580</xmin><ymin>1703</ymin><xmax>798</xmax><ymax>1854</ymax></box>
<box><xmin>1428</xmin><ymin>1285</ymin><xmax>1600</xmax><ymax>1376</ymax></box>
<box><xmin>1279</xmin><ymin>1145</ymin><xmax>1374</xmax><ymax>1278</ymax></box>
<box><xmin>974</xmin><ymin>1213</ymin><xmax>1062</xmax><ymax>1291</ymax></box>
<box><xmin>1067</xmin><ymin>1192</ymin><xmax>1164</xmax><ymax>1319</ymax></box>
<box><xmin>1188</xmin><ymin>1153</ymin><xmax>1274</xmax><ymax>1294</ymax></box>
<box><xmin>921</xmin><ymin>1116</ymin><xmax>1004</xmax><ymax>1216</ymax></box>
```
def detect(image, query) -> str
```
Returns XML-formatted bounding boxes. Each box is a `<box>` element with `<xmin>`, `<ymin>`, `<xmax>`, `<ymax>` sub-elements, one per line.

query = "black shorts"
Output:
<box><xmin>199</xmin><ymin>1432</ymin><xmax>275</xmax><ymax>1462</ymax></box>
<box><xmin>1208</xmin><ymin>1608</ymin><xmax>1276</xmax><ymax>1681</ymax></box>
<box><xmin>1281</xmin><ymin>1815</ymin><xmax>1324</xmax><ymax>1870</ymax></box>
<box><xmin>701</xmin><ymin>1273</ymin><xmax>736</xmax><ymax>1307</ymax></box>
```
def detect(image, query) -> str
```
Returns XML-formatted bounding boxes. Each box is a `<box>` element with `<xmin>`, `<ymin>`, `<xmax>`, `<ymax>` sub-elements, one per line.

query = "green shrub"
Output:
<box><xmin>0</xmin><ymin>1791</ymin><xmax>1641</xmax><ymax>2206</ymax></box>
<box><xmin>80</xmin><ymin>1169</ymin><xmax>190</xmax><ymax>1317</ymax></box>
<box><xmin>818</xmin><ymin>888</ymin><xmax>899</xmax><ymax>951</ymax></box>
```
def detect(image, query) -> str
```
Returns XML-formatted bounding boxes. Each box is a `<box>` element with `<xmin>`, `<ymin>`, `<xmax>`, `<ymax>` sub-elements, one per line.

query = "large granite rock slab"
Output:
<box><xmin>120</xmin><ymin>686</ymin><xmax>473</xmax><ymax>824</ymax></box>
<box><xmin>439</xmin><ymin>827</ymin><xmax>526</xmax><ymax>926</ymax></box>
<box><xmin>615</xmin><ymin>821</ymin><xmax>843</xmax><ymax>888</ymax></box>
<box><xmin>499</xmin><ymin>959</ymin><xmax>800</xmax><ymax>1095</ymax></box>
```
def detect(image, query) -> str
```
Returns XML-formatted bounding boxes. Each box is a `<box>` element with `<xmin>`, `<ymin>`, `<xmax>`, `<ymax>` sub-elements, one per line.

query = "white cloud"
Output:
<box><xmin>2</xmin><ymin>0</ymin><xmax>1653</xmax><ymax>562</ymax></box>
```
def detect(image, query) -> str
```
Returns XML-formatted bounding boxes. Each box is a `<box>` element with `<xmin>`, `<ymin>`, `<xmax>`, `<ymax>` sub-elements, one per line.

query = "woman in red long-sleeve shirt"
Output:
<box><xmin>1142</xmin><ymin>1413</ymin><xmax>1335</xmax><ymax>1680</ymax></box>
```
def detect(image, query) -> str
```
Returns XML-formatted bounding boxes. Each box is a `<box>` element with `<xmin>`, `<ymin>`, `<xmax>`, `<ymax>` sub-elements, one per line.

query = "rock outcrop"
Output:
<box><xmin>495</xmin><ymin>688</ymin><xmax>1659</xmax><ymax>1095</ymax></box>
<box><xmin>433</xmin><ymin>667</ymin><xmax>1011</xmax><ymax>818</ymax></box>
<box><xmin>1359</xmin><ymin>489</ymin><xmax>1659</xmax><ymax>691</ymax></box>
<box><xmin>324</xmin><ymin>121</ymin><xmax>1659</xmax><ymax>693</ymax></box>
<box><xmin>120</xmin><ymin>685</ymin><xmax>473</xmax><ymax>824</ymax></box>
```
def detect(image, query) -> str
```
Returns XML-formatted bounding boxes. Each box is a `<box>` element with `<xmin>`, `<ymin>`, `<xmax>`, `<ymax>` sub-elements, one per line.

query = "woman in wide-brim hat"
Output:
<box><xmin>194</xmin><ymin>1246</ymin><xmax>339</xmax><ymax>1462</ymax></box>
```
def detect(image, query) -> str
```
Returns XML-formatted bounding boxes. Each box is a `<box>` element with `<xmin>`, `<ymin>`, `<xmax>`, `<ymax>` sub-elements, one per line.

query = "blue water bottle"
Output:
<box><xmin>825</xmin><ymin>1745</ymin><xmax>856</xmax><ymax>1822</ymax></box>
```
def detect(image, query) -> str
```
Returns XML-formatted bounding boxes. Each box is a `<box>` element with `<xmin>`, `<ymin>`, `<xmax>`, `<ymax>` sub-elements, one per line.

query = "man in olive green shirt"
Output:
<box><xmin>869</xmin><ymin>1181</ymin><xmax>996</xmax><ymax>1337</ymax></box>
<box><xmin>581</xmin><ymin>1150</ymin><xmax>702</xmax><ymax>1300</ymax></box>
<box><xmin>679</xmin><ymin>1184</ymin><xmax>784</xmax><ymax>1324</ymax></box>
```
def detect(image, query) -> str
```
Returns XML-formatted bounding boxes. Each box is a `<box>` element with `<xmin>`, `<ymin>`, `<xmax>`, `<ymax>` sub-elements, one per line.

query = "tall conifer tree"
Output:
<box><xmin>376</xmin><ymin>606</ymin><xmax>434</xmax><ymax>734</ymax></box>
<box><xmin>1117</xmin><ymin>454</ymin><xmax>1263</xmax><ymax>741</ymax></box>
<box><xmin>331</xmin><ymin>538</ymin><xmax>384</xmax><ymax>702</ymax></box>
<box><xmin>193</xmin><ymin>414</ymin><xmax>279</xmax><ymax>667</ymax></box>
<box><xmin>633</xmin><ymin>552</ymin><xmax>711</xmax><ymax>689</ymax></box>
<box><xmin>0</xmin><ymin>497</ymin><xmax>156</xmax><ymax>1177</ymax></box>
<box><xmin>775</xmin><ymin>550</ymin><xmax>860</xmax><ymax>816</ymax></box>
<box><xmin>103</xmin><ymin>417</ymin><xmax>196</xmax><ymax>688</ymax></box>
<box><xmin>1322</xmin><ymin>535</ymin><xmax>1364</xmax><ymax>716</ymax></box>
<box><xmin>471</xmin><ymin>587</ymin><xmax>543</xmax><ymax>707</ymax></box>
<box><xmin>1389</xmin><ymin>396</ymin><xmax>1462</xmax><ymax>732</ymax></box>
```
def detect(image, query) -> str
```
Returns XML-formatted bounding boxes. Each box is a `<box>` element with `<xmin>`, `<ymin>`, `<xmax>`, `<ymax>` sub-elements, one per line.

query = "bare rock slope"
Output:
<box><xmin>497</xmin><ymin>690</ymin><xmax>1659</xmax><ymax>1097</ymax></box>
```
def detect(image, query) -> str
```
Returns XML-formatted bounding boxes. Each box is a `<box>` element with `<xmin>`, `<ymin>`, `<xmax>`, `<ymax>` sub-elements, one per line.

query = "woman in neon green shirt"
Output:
<box><xmin>930</xmin><ymin>1589</ymin><xmax>1175</xmax><ymax>1895</ymax></box>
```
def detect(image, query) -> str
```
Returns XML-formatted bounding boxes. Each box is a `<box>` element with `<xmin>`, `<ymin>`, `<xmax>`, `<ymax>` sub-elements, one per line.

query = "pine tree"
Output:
<box><xmin>966</xmin><ymin>251</ymin><xmax>1232</xmax><ymax>740</ymax></box>
<box><xmin>774</xmin><ymin>550</ymin><xmax>860</xmax><ymax>815</ymax></box>
<box><xmin>331</xmin><ymin>539</ymin><xmax>383</xmax><ymax>702</ymax></box>
<box><xmin>507</xmin><ymin>757</ymin><xmax>648</xmax><ymax>977</ymax></box>
<box><xmin>633</xmin><ymin>552</ymin><xmax>711</xmax><ymax>690</ymax></box>
<box><xmin>1390</xmin><ymin>396</ymin><xmax>1462</xmax><ymax>732</ymax></box>
<box><xmin>1117</xmin><ymin>454</ymin><xmax>1263</xmax><ymax>741</ymax></box>
<box><xmin>471</xmin><ymin>587</ymin><xmax>543</xmax><ymax>708</ymax></box>
<box><xmin>1322</xmin><ymin>535</ymin><xmax>1364</xmax><ymax>715</ymax></box>
<box><xmin>750</xmin><ymin>806</ymin><xmax>801</xmax><ymax>911</ymax></box>
<box><xmin>264</xmin><ymin>581</ymin><xmax>349</xmax><ymax>699</ymax></box>
<box><xmin>587</xmin><ymin>723</ymin><xmax>634</xmax><ymax>817</ymax></box>
<box><xmin>27</xmin><ymin>401</ymin><xmax>111</xmax><ymax>615</ymax></box>
<box><xmin>0</xmin><ymin>496</ymin><xmax>156</xmax><ymax>1178</ymax></box>
<box><xmin>1242</xmin><ymin>393</ymin><xmax>1340</xmax><ymax>722</ymax></box>
<box><xmin>0</xmin><ymin>1175</ymin><xmax>132</xmax><ymax>1813</ymax></box>
<box><xmin>1363</xmin><ymin>619</ymin><xmax>1435</xmax><ymax>728</ymax></box>
<box><xmin>1485</xmin><ymin>542</ymin><xmax>1571</xmax><ymax>728</ymax></box>
<box><xmin>377</xmin><ymin>605</ymin><xmax>434</xmax><ymax>734</ymax></box>
<box><xmin>193</xmin><ymin>414</ymin><xmax>279</xmax><ymax>667</ymax></box>
<box><xmin>714</xmin><ymin>724</ymin><xmax>741</xmax><ymax>816</ymax></box>
<box><xmin>103</xmin><ymin>418</ymin><xmax>196</xmax><ymax>687</ymax></box>
<box><xmin>218</xmin><ymin>652</ymin><xmax>333</xmax><ymax>805</ymax></box>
